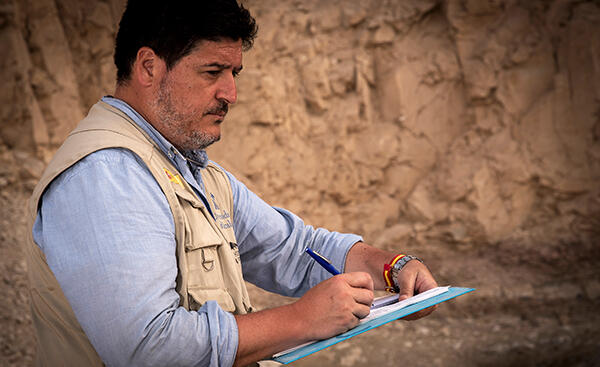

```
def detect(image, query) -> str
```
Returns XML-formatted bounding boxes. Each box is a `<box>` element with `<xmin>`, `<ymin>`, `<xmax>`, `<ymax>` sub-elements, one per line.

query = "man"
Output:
<box><xmin>25</xmin><ymin>1</ymin><xmax>438</xmax><ymax>366</ymax></box>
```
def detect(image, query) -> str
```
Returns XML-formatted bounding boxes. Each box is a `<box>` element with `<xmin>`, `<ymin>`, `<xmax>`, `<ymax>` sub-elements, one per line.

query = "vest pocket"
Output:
<box><xmin>188</xmin><ymin>287</ymin><xmax>236</xmax><ymax>312</ymax></box>
<box><xmin>172</xmin><ymin>180</ymin><xmax>241</xmax><ymax>313</ymax></box>
<box><xmin>185</xmin><ymin>242</ymin><xmax>226</xmax><ymax>291</ymax></box>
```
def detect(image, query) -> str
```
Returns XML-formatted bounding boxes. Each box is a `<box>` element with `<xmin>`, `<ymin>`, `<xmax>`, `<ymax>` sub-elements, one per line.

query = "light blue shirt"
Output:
<box><xmin>32</xmin><ymin>97</ymin><xmax>361</xmax><ymax>366</ymax></box>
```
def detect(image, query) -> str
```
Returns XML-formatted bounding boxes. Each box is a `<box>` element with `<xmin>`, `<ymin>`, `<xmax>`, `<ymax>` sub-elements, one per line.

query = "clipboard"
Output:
<box><xmin>272</xmin><ymin>286</ymin><xmax>475</xmax><ymax>364</ymax></box>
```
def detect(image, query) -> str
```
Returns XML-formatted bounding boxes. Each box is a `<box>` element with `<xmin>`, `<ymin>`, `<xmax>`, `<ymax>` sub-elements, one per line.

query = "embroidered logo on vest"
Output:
<box><xmin>210</xmin><ymin>192</ymin><xmax>233</xmax><ymax>230</ymax></box>
<box><xmin>210</xmin><ymin>193</ymin><xmax>220</xmax><ymax>210</ymax></box>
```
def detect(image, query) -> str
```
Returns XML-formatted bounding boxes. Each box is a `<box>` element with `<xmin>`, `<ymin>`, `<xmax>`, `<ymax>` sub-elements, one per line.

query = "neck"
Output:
<box><xmin>114</xmin><ymin>83</ymin><xmax>138</xmax><ymax>111</ymax></box>
<box><xmin>114</xmin><ymin>84</ymin><xmax>155</xmax><ymax>128</ymax></box>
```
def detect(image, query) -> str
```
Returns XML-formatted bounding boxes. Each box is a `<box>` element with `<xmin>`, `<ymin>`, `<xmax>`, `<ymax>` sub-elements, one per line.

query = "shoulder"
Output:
<box><xmin>206</xmin><ymin>162</ymin><xmax>262</xmax><ymax>218</ymax></box>
<box><xmin>207</xmin><ymin>160</ymin><xmax>248</xmax><ymax>186</ymax></box>
<box><xmin>204</xmin><ymin>160</ymin><xmax>236</xmax><ymax>189</ymax></box>
<box><xmin>52</xmin><ymin>148</ymin><xmax>149</xmax><ymax>186</ymax></box>
<box><xmin>40</xmin><ymin>147</ymin><xmax>173</xmax><ymax>224</ymax></box>
<box><xmin>42</xmin><ymin>148</ymin><xmax>163</xmax><ymax>208</ymax></box>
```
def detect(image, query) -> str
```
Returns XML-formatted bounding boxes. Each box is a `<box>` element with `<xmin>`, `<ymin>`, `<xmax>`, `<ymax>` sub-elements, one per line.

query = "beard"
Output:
<box><xmin>187</xmin><ymin>129</ymin><xmax>221</xmax><ymax>150</ymax></box>
<box><xmin>154</xmin><ymin>77</ymin><xmax>224</xmax><ymax>151</ymax></box>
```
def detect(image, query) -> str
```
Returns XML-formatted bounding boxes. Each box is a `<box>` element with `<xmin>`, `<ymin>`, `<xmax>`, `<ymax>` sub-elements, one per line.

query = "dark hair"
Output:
<box><xmin>114</xmin><ymin>0</ymin><xmax>257</xmax><ymax>84</ymax></box>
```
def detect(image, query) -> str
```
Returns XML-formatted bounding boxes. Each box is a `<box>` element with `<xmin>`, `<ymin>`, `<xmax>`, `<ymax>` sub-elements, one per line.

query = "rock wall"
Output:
<box><xmin>1</xmin><ymin>0</ymin><xmax>599</xmax><ymax>365</ymax></box>
<box><xmin>212</xmin><ymin>0</ymin><xmax>600</xmax><ymax>252</ymax></box>
<box><xmin>3</xmin><ymin>0</ymin><xmax>599</xmax><ymax>248</ymax></box>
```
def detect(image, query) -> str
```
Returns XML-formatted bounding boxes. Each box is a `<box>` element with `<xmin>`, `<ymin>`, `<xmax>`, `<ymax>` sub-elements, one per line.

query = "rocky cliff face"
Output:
<box><xmin>1</xmin><ymin>0</ymin><xmax>599</xmax><ymax>366</ymax></box>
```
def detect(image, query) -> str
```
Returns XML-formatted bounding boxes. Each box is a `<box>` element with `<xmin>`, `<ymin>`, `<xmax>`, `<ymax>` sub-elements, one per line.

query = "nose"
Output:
<box><xmin>216</xmin><ymin>73</ymin><xmax>237</xmax><ymax>105</ymax></box>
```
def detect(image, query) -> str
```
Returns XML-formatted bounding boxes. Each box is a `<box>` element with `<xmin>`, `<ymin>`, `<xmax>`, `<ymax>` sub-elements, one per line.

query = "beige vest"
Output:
<box><xmin>25</xmin><ymin>102</ymin><xmax>252</xmax><ymax>366</ymax></box>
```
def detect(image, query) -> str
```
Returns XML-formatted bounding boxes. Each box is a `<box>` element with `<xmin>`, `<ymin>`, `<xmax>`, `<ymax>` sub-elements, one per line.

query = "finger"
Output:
<box><xmin>343</xmin><ymin>272</ymin><xmax>374</xmax><ymax>291</ymax></box>
<box><xmin>351</xmin><ymin>287</ymin><xmax>374</xmax><ymax>307</ymax></box>
<box><xmin>415</xmin><ymin>277</ymin><xmax>438</xmax><ymax>295</ymax></box>
<box><xmin>396</xmin><ymin>262</ymin><xmax>417</xmax><ymax>301</ymax></box>
<box><xmin>413</xmin><ymin>267</ymin><xmax>438</xmax><ymax>294</ymax></box>
<box><xmin>352</xmin><ymin>303</ymin><xmax>372</xmax><ymax>319</ymax></box>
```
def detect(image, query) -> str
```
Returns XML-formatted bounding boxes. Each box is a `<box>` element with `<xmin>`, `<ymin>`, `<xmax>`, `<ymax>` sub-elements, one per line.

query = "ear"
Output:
<box><xmin>131</xmin><ymin>47</ymin><xmax>165</xmax><ymax>87</ymax></box>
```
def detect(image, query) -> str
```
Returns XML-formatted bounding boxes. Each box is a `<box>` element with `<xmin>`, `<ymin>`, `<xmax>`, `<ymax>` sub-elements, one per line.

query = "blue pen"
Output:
<box><xmin>305</xmin><ymin>247</ymin><xmax>341</xmax><ymax>276</ymax></box>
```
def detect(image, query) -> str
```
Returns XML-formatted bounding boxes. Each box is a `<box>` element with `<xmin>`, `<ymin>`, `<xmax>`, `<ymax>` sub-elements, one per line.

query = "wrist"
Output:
<box><xmin>383</xmin><ymin>254</ymin><xmax>422</xmax><ymax>293</ymax></box>
<box><xmin>288</xmin><ymin>298</ymin><xmax>320</xmax><ymax>341</ymax></box>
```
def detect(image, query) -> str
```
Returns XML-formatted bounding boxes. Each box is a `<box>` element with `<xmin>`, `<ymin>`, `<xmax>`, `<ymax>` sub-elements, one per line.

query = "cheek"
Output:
<box><xmin>177</xmin><ymin>92</ymin><xmax>203</xmax><ymax>115</ymax></box>
<box><xmin>189</xmin><ymin>92</ymin><xmax>214</xmax><ymax>112</ymax></box>
<box><xmin>171</xmin><ymin>80</ymin><xmax>214</xmax><ymax>115</ymax></box>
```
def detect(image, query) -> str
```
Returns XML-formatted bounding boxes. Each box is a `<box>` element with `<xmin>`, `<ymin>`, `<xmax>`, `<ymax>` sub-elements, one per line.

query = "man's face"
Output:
<box><xmin>151</xmin><ymin>39</ymin><xmax>243</xmax><ymax>151</ymax></box>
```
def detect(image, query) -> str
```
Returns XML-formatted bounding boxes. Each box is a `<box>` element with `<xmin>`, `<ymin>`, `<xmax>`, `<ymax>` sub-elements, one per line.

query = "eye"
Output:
<box><xmin>206</xmin><ymin>70</ymin><xmax>220</xmax><ymax>76</ymax></box>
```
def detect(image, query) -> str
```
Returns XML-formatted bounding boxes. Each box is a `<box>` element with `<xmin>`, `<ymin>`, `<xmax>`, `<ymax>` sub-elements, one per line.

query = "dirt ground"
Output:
<box><xmin>2</xmin><ymin>158</ymin><xmax>598</xmax><ymax>367</ymax></box>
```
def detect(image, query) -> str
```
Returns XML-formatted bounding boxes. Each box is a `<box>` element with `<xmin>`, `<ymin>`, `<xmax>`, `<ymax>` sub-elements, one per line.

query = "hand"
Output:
<box><xmin>291</xmin><ymin>272</ymin><xmax>374</xmax><ymax>340</ymax></box>
<box><xmin>397</xmin><ymin>260</ymin><xmax>438</xmax><ymax>320</ymax></box>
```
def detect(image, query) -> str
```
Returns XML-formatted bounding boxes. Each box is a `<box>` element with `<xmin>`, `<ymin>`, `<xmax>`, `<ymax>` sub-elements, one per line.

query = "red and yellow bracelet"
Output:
<box><xmin>383</xmin><ymin>254</ymin><xmax>406</xmax><ymax>293</ymax></box>
<box><xmin>383</xmin><ymin>254</ymin><xmax>423</xmax><ymax>293</ymax></box>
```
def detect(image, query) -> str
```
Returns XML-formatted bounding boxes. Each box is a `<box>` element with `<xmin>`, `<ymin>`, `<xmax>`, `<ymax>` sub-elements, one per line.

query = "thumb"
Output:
<box><xmin>397</xmin><ymin>270</ymin><xmax>416</xmax><ymax>301</ymax></box>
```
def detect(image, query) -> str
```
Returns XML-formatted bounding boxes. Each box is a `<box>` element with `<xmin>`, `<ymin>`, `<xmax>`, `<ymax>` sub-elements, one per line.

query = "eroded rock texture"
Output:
<box><xmin>1</xmin><ymin>0</ymin><xmax>599</xmax><ymax>366</ymax></box>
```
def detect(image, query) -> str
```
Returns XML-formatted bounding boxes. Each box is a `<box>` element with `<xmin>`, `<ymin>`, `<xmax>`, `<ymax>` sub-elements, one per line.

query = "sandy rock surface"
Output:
<box><xmin>1</xmin><ymin>0</ymin><xmax>599</xmax><ymax>365</ymax></box>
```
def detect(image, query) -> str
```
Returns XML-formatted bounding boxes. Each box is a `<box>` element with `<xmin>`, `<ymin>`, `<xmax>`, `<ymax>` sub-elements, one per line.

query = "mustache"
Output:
<box><xmin>205</xmin><ymin>102</ymin><xmax>228</xmax><ymax>116</ymax></box>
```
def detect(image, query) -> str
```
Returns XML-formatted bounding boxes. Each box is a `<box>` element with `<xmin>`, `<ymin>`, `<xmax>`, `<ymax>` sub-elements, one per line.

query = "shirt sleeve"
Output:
<box><xmin>32</xmin><ymin>148</ymin><xmax>238</xmax><ymax>367</ymax></box>
<box><xmin>224</xmin><ymin>170</ymin><xmax>363</xmax><ymax>297</ymax></box>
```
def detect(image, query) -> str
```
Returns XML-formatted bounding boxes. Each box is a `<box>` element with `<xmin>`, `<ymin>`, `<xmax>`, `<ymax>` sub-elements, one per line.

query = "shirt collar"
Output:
<box><xmin>101</xmin><ymin>96</ymin><xmax>209</xmax><ymax>169</ymax></box>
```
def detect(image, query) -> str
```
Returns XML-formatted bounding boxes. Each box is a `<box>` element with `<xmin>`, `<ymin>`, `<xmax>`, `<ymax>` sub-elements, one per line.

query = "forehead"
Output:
<box><xmin>184</xmin><ymin>39</ymin><xmax>243</xmax><ymax>67</ymax></box>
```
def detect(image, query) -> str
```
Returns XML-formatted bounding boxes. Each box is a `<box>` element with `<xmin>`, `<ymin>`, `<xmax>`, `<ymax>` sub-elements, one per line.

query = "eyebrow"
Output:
<box><xmin>201</xmin><ymin>63</ymin><xmax>243</xmax><ymax>72</ymax></box>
